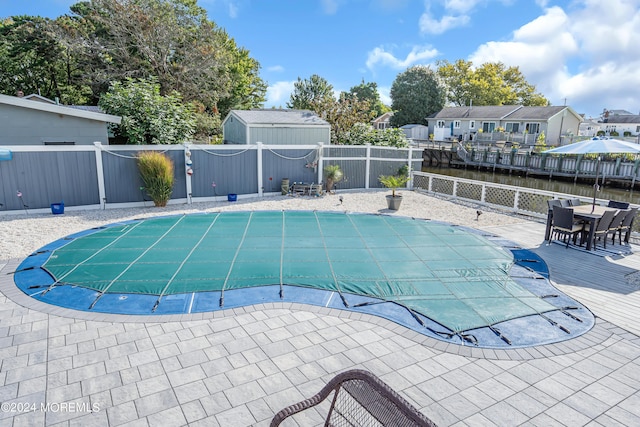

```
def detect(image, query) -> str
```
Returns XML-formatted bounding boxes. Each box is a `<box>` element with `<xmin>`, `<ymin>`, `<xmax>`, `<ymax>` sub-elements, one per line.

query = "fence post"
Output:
<box><xmin>365</xmin><ymin>144</ymin><xmax>371</xmax><ymax>189</ymax></box>
<box><xmin>184</xmin><ymin>143</ymin><xmax>193</xmax><ymax>204</ymax></box>
<box><xmin>93</xmin><ymin>142</ymin><xmax>107</xmax><ymax>209</ymax></box>
<box><xmin>257</xmin><ymin>142</ymin><xmax>264</xmax><ymax>197</ymax></box>
<box><xmin>407</xmin><ymin>146</ymin><xmax>413</xmax><ymax>190</ymax></box>
<box><xmin>317</xmin><ymin>141</ymin><xmax>324</xmax><ymax>184</ymax></box>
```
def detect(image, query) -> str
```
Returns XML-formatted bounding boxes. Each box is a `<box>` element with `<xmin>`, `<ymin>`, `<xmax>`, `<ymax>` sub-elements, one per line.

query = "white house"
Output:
<box><xmin>427</xmin><ymin>105</ymin><xmax>582</xmax><ymax>145</ymax></box>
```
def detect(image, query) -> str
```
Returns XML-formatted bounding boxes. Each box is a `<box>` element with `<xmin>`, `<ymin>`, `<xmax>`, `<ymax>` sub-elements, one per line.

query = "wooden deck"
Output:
<box><xmin>483</xmin><ymin>221</ymin><xmax>640</xmax><ymax>337</ymax></box>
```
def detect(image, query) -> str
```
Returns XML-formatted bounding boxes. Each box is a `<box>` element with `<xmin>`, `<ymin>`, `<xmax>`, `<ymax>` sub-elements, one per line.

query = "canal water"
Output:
<box><xmin>422</xmin><ymin>166</ymin><xmax>639</xmax><ymax>205</ymax></box>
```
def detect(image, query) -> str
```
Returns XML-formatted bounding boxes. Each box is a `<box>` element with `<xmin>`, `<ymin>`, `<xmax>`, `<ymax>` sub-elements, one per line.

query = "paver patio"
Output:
<box><xmin>1</xmin><ymin>219</ymin><xmax>640</xmax><ymax>426</ymax></box>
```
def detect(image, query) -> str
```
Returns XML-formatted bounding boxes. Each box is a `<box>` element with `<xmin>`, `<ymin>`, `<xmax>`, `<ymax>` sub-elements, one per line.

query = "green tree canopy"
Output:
<box><xmin>287</xmin><ymin>74</ymin><xmax>334</xmax><ymax>110</ymax></box>
<box><xmin>0</xmin><ymin>15</ymin><xmax>91</xmax><ymax>104</ymax></box>
<box><xmin>99</xmin><ymin>77</ymin><xmax>195</xmax><ymax>144</ymax></box>
<box><xmin>345</xmin><ymin>123</ymin><xmax>409</xmax><ymax>148</ymax></box>
<box><xmin>390</xmin><ymin>65</ymin><xmax>445</xmax><ymax>127</ymax></box>
<box><xmin>343</xmin><ymin>79</ymin><xmax>390</xmax><ymax>119</ymax></box>
<box><xmin>437</xmin><ymin>59</ymin><xmax>549</xmax><ymax>107</ymax></box>
<box><xmin>311</xmin><ymin>93</ymin><xmax>375</xmax><ymax>144</ymax></box>
<box><xmin>0</xmin><ymin>0</ymin><xmax>267</xmax><ymax>139</ymax></box>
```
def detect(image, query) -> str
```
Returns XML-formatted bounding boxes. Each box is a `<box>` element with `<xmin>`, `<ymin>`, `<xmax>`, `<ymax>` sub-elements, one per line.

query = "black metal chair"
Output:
<box><xmin>591</xmin><ymin>209</ymin><xmax>617</xmax><ymax>250</ymax></box>
<box><xmin>270</xmin><ymin>369</ymin><xmax>437</xmax><ymax>427</ymax></box>
<box><xmin>617</xmin><ymin>207</ymin><xmax>637</xmax><ymax>244</ymax></box>
<box><xmin>606</xmin><ymin>210</ymin><xmax>628</xmax><ymax>245</ymax></box>
<box><xmin>547</xmin><ymin>199</ymin><xmax>562</xmax><ymax>210</ymax></box>
<box><xmin>550</xmin><ymin>206</ymin><xmax>584</xmax><ymax>248</ymax></box>
<box><xmin>608</xmin><ymin>200</ymin><xmax>630</xmax><ymax>209</ymax></box>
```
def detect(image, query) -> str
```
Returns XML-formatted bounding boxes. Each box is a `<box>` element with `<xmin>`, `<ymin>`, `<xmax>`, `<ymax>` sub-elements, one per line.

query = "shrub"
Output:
<box><xmin>137</xmin><ymin>152</ymin><xmax>174</xmax><ymax>207</ymax></box>
<box><xmin>324</xmin><ymin>164</ymin><xmax>344</xmax><ymax>193</ymax></box>
<box><xmin>624</xmin><ymin>131</ymin><xmax>632</xmax><ymax>137</ymax></box>
<box><xmin>379</xmin><ymin>174</ymin><xmax>410</xmax><ymax>197</ymax></box>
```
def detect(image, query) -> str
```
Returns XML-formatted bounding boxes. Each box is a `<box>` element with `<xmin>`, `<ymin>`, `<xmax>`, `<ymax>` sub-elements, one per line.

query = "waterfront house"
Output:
<box><xmin>427</xmin><ymin>105</ymin><xmax>582</xmax><ymax>146</ymax></box>
<box><xmin>600</xmin><ymin>113</ymin><xmax>640</xmax><ymax>139</ymax></box>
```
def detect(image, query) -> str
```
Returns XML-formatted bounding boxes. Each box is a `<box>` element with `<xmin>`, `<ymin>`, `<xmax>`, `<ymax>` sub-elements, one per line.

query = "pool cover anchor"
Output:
<box><xmin>541</xmin><ymin>313</ymin><xmax>571</xmax><ymax>334</ymax></box>
<box><xmin>88</xmin><ymin>292</ymin><xmax>105</xmax><ymax>310</ymax></box>
<box><xmin>560</xmin><ymin>306</ymin><xmax>583</xmax><ymax>322</ymax></box>
<box><xmin>489</xmin><ymin>326</ymin><xmax>512</xmax><ymax>345</ymax></box>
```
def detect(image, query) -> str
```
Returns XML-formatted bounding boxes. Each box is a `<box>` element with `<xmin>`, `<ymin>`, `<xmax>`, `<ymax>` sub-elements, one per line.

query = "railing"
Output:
<box><xmin>411</xmin><ymin>170</ymin><xmax>639</xmax><ymax>219</ymax></box>
<box><xmin>454</xmin><ymin>142</ymin><xmax>640</xmax><ymax>182</ymax></box>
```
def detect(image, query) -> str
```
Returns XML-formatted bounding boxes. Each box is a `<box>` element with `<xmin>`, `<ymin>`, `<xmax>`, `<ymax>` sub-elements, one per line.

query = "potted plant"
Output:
<box><xmin>379</xmin><ymin>173</ymin><xmax>410</xmax><ymax>210</ymax></box>
<box><xmin>137</xmin><ymin>151</ymin><xmax>174</xmax><ymax>207</ymax></box>
<box><xmin>324</xmin><ymin>164</ymin><xmax>343</xmax><ymax>194</ymax></box>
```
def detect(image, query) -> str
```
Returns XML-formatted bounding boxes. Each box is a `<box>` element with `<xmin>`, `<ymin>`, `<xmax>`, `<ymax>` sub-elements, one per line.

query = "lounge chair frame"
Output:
<box><xmin>270</xmin><ymin>369</ymin><xmax>437</xmax><ymax>427</ymax></box>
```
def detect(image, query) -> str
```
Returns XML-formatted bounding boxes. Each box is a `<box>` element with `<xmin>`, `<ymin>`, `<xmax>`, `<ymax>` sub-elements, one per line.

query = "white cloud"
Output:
<box><xmin>378</xmin><ymin>86</ymin><xmax>392</xmax><ymax>106</ymax></box>
<box><xmin>467</xmin><ymin>2</ymin><xmax>640</xmax><ymax>115</ymax></box>
<box><xmin>265</xmin><ymin>81</ymin><xmax>296</xmax><ymax>107</ymax></box>
<box><xmin>444</xmin><ymin>0</ymin><xmax>483</xmax><ymax>14</ymax></box>
<box><xmin>267</xmin><ymin>65</ymin><xmax>284</xmax><ymax>73</ymax></box>
<box><xmin>227</xmin><ymin>2</ymin><xmax>238</xmax><ymax>18</ymax></box>
<box><xmin>366</xmin><ymin>45</ymin><xmax>439</xmax><ymax>71</ymax></box>
<box><xmin>419</xmin><ymin>12</ymin><xmax>470</xmax><ymax>34</ymax></box>
<box><xmin>321</xmin><ymin>0</ymin><xmax>340</xmax><ymax>15</ymax></box>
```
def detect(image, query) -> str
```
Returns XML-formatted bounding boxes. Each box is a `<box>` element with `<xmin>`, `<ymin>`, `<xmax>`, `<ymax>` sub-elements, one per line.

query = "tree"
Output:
<box><xmin>215</xmin><ymin>39</ymin><xmax>267</xmax><ymax>119</ymax></box>
<box><xmin>344</xmin><ymin>123</ymin><xmax>409</xmax><ymax>148</ymax></box>
<box><xmin>437</xmin><ymin>59</ymin><xmax>549</xmax><ymax>107</ymax></box>
<box><xmin>98</xmin><ymin>77</ymin><xmax>195</xmax><ymax>144</ymax></box>
<box><xmin>343</xmin><ymin>79</ymin><xmax>390</xmax><ymax>118</ymax></box>
<box><xmin>311</xmin><ymin>92</ymin><xmax>375</xmax><ymax>144</ymax></box>
<box><xmin>390</xmin><ymin>66</ymin><xmax>445</xmax><ymax>127</ymax></box>
<box><xmin>287</xmin><ymin>74</ymin><xmax>334</xmax><ymax>110</ymax></box>
<box><xmin>0</xmin><ymin>15</ymin><xmax>90</xmax><ymax>104</ymax></box>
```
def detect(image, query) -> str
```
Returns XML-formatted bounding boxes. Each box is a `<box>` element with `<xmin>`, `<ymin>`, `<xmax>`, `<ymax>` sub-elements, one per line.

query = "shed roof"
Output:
<box><xmin>432</xmin><ymin>105</ymin><xmax>523</xmax><ymax>119</ymax></box>
<box><xmin>504</xmin><ymin>106</ymin><xmax>568</xmax><ymax>120</ymax></box>
<box><xmin>604</xmin><ymin>115</ymin><xmax>640</xmax><ymax>124</ymax></box>
<box><xmin>0</xmin><ymin>94</ymin><xmax>121</xmax><ymax>124</ymax></box>
<box><xmin>228</xmin><ymin>109</ymin><xmax>330</xmax><ymax>126</ymax></box>
<box><xmin>431</xmin><ymin>105</ymin><xmax>579</xmax><ymax>121</ymax></box>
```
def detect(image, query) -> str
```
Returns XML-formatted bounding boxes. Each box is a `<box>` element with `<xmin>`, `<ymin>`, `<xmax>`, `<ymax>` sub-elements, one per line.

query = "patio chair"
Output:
<box><xmin>616</xmin><ymin>207</ymin><xmax>637</xmax><ymax>244</ymax></box>
<box><xmin>590</xmin><ymin>209</ymin><xmax>617</xmax><ymax>250</ymax></box>
<box><xmin>550</xmin><ymin>206</ymin><xmax>584</xmax><ymax>248</ymax></box>
<box><xmin>270</xmin><ymin>369</ymin><xmax>437</xmax><ymax>427</ymax></box>
<box><xmin>560</xmin><ymin>199</ymin><xmax>572</xmax><ymax>208</ymax></box>
<box><xmin>608</xmin><ymin>200</ymin><xmax>630</xmax><ymax>209</ymax></box>
<box><xmin>606</xmin><ymin>209</ymin><xmax>628</xmax><ymax>245</ymax></box>
<box><xmin>569</xmin><ymin>198</ymin><xmax>582</xmax><ymax>207</ymax></box>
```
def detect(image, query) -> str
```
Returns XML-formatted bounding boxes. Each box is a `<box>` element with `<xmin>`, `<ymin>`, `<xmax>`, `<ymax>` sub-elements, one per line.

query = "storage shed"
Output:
<box><xmin>0</xmin><ymin>93</ymin><xmax>121</xmax><ymax>146</ymax></box>
<box><xmin>222</xmin><ymin>109</ymin><xmax>331</xmax><ymax>145</ymax></box>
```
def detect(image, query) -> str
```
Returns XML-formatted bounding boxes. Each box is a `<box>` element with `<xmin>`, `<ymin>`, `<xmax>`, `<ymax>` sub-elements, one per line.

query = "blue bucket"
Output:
<box><xmin>227</xmin><ymin>194</ymin><xmax>237</xmax><ymax>202</ymax></box>
<box><xmin>51</xmin><ymin>202</ymin><xmax>65</xmax><ymax>215</ymax></box>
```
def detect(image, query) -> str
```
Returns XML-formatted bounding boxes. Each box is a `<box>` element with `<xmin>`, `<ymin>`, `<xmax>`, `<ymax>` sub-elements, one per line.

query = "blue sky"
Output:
<box><xmin>2</xmin><ymin>0</ymin><xmax>640</xmax><ymax>119</ymax></box>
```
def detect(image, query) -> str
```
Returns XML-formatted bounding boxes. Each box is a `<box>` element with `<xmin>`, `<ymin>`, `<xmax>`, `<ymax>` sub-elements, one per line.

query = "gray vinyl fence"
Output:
<box><xmin>0</xmin><ymin>142</ymin><xmax>423</xmax><ymax>213</ymax></box>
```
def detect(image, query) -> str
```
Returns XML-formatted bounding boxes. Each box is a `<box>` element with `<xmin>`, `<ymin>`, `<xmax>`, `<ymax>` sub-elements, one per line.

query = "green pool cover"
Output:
<box><xmin>42</xmin><ymin>211</ymin><xmax>558</xmax><ymax>333</ymax></box>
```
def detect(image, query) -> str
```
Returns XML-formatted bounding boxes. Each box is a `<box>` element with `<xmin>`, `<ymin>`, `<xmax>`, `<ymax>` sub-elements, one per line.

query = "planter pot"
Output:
<box><xmin>386</xmin><ymin>195</ymin><xmax>402</xmax><ymax>210</ymax></box>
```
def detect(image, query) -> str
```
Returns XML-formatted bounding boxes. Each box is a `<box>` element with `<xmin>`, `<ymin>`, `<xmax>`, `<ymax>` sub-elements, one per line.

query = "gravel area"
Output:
<box><xmin>0</xmin><ymin>189</ymin><xmax>538</xmax><ymax>262</ymax></box>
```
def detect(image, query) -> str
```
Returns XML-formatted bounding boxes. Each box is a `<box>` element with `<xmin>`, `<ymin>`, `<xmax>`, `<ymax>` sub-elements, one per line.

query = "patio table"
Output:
<box><xmin>545</xmin><ymin>204</ymin><xmax>621</xmax><ymax>251</ymax></box>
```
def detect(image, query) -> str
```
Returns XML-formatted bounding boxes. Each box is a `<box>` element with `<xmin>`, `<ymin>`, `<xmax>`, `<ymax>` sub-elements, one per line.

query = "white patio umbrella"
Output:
<box><xmin>543</xmin><ymin>137</ymin><xmax>640</xmax><ymax>212</ymax></box>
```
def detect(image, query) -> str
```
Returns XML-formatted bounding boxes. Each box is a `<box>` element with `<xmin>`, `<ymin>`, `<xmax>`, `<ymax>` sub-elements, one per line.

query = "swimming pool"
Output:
<box><xmin>13</xmin><ymin>211</ymin><xmax>593</xmax><ymax>348</ymax></box>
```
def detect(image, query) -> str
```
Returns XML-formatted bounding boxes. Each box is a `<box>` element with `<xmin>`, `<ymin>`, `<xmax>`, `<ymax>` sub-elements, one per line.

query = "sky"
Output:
<box><xmin>2</xmin><ymin>0</ymin><xmax>640</xmax><ymax>119</ymax></box>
